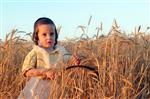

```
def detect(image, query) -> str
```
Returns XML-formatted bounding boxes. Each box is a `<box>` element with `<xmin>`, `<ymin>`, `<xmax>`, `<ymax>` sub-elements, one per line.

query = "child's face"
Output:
<box><xmin>37</xmin><ymin>24</ymin><xmax>56</xmax><ymax>48</ymax></box>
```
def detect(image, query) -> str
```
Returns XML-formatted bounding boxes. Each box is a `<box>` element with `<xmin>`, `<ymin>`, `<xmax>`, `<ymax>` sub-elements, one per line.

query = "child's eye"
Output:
<box><xmin>42</xmin><ymin>33</ymin><xmax>47</xmax><ymax>36</ymax></box>
<box><xmin>50</xmin><ymin>32</ymin><xmax>54</xmax><ymax>36</ymax></box>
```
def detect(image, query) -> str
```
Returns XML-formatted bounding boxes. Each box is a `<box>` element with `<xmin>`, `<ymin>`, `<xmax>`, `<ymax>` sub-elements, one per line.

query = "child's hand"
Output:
<box><xmin>45</xmin><ymin>70</ymin><xmax>57</xmax><ymax>80</ymax></box>
<box><xmin>72</xmin><ymin>53</ymin><xmax>81</xmax><ymax>65</ymax></box>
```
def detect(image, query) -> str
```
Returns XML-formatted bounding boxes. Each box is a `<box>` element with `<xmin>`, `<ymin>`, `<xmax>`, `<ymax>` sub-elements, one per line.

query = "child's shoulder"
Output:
<box><xmin>26</xmin><ymin>45</ymin><xmax>42</xmax><ymax>56</ymax></box>
<box><xmin>55</xmin><ymin>45</ymin><xmax>69</xmax><ymax>54</ymax></box>
<box><xmin>30</xmin><ymin>44</ymin><xmax>70</xmax><ymax>55</ymax></box>
<box><xmin>32</xmin><ymin>45</ymin><xmax>51</xmax><ymax>53</ymax></box>
<box><xmin>55</xmin><ymin>45</ymin><xmax>66</xmax><ymax>51</ymax></box>
<box><xmin>24</xmin><ymin>46</ymin><xmax>37</xmax><ymax>59</ymax></box>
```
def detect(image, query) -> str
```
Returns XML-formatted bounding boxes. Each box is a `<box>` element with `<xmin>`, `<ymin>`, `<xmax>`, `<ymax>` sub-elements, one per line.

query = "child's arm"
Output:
<box><xmin>25</xmin><ymin>68</ymin><xmax>58</xmax><ymax>80</ymax></box>
<box><xmin>25</xmin><ymin>68</ymin><xmax>47</xmax><ymax>77</ymax></box>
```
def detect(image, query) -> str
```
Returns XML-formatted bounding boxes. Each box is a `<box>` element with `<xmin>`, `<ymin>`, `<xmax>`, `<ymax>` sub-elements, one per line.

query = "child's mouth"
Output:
<box><xmin>47</xmin><ymin>41</ymin><xmax>53</xmax><ymax>44</ymax></box>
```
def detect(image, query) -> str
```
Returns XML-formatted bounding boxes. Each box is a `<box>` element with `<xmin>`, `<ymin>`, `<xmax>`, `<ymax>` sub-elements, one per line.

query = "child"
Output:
<box><xmin>18</xmin><ymin>17</ymin><xmax>80</xmax><ymax>99</ymax></box>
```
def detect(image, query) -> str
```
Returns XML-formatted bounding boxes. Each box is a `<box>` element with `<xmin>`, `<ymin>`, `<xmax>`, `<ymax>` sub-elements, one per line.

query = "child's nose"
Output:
<box><xmin>47</xmin><ymin>34</ymin><xmax>51</xmax><ymax>39</ymax></box>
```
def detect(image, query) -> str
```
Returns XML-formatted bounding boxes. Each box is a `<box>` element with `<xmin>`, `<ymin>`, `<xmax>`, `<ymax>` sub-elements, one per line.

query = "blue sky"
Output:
<box><xmin>0</xmin><ymin>0</ymin><xmax>150</xmax><ymax>40</ymax></box>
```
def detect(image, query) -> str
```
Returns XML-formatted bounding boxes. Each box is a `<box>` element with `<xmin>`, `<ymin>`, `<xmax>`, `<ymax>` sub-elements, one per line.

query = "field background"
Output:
<box><xmin>0</xmin><ymin>20</ymin><xmax>150</xmax><ymax>99</ymax></box>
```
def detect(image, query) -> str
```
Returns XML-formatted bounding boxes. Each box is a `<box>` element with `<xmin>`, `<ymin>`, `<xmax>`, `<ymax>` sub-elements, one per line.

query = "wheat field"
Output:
<box><xmin>0</xmin><ymin>20</ymin><xmax>150</xmax><ymax>99</ymax></box>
